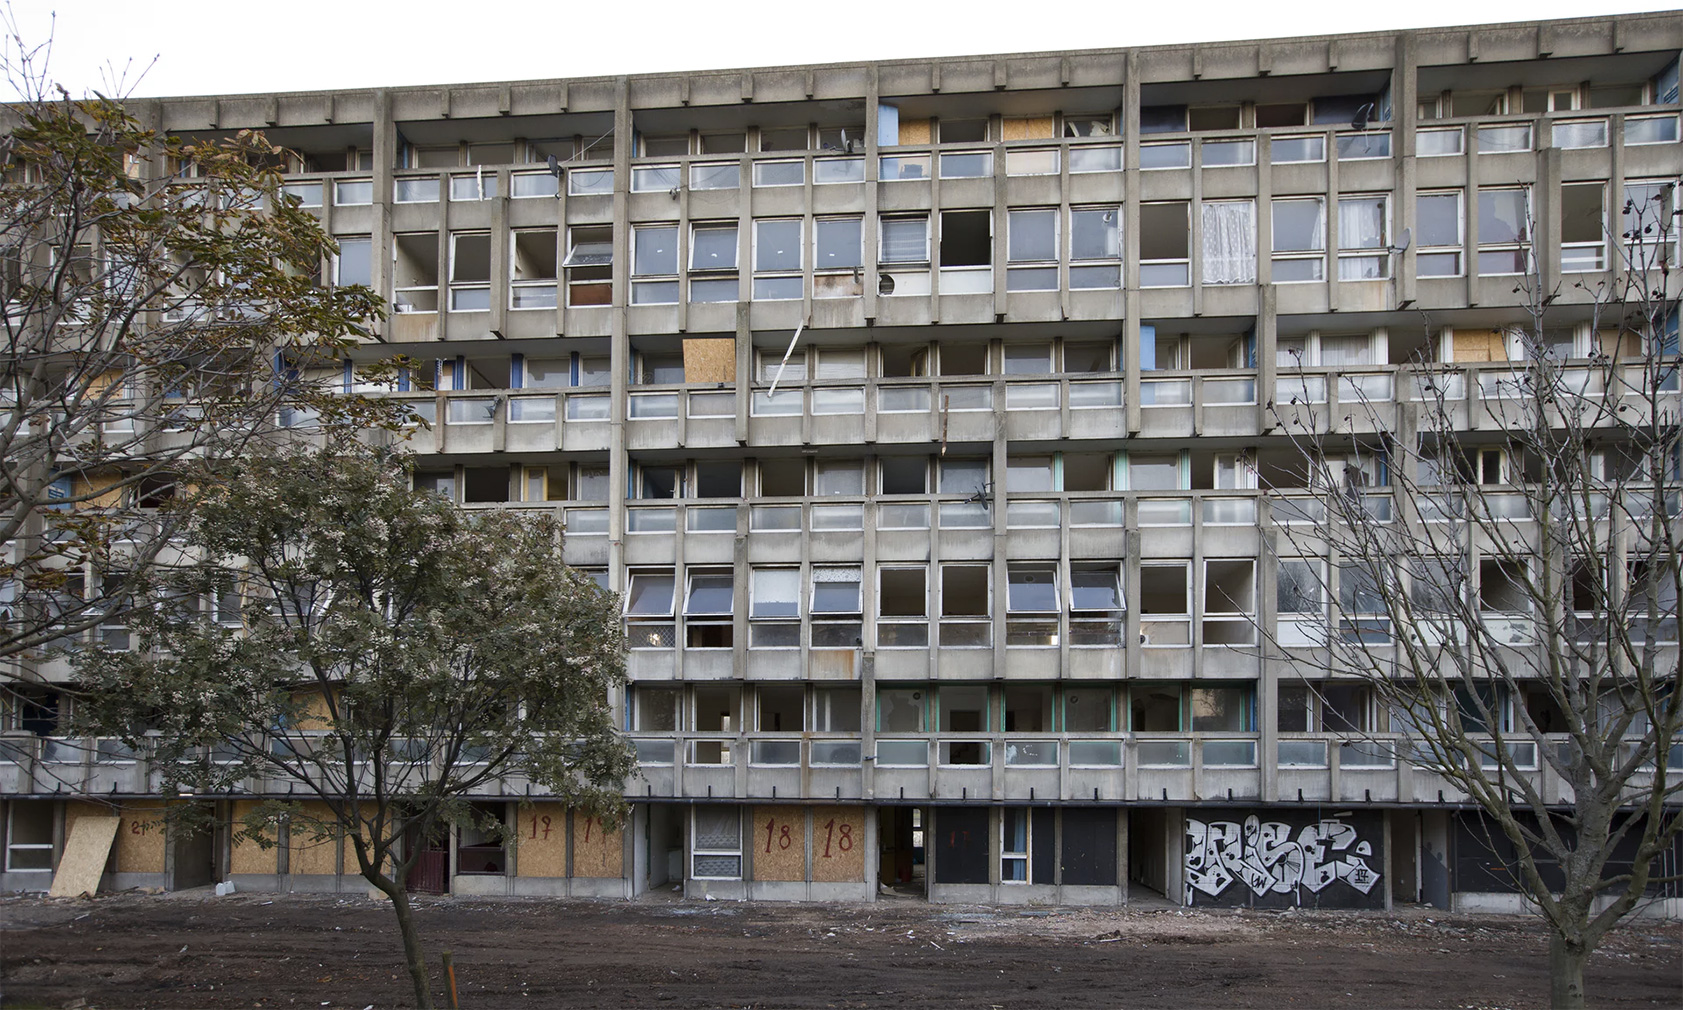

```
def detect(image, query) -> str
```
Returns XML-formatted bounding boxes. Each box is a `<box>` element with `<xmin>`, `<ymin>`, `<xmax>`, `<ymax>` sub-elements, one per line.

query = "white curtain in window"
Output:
<box><xmin>1201</xmin><ymin>201</ymin><xmax>1256</xmax><ymax>284</ymax></box>
<box><xmin>1338</xmin><ymin>198</ymin><xmax>1385</xmax><ymax>251</ymax></box>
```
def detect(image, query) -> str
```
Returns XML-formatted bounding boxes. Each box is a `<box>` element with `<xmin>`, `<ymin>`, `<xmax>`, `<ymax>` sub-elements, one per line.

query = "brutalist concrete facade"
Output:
<box><xmin>3</xmin><ymin>11</ymin><xmax>1682</xmax><ymax>912</ymax></box>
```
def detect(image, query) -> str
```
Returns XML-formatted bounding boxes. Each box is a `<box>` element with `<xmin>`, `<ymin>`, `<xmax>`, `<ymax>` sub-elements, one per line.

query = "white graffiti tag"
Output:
<box><xmin>1185</xmin><ymin>815</ymin><xmax>1380</xmax><ymax>903</ymax></box>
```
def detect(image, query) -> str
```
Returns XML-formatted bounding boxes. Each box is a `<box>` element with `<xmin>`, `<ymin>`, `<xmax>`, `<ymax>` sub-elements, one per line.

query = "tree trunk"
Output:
<box><xmin>383</xmin><ymin>880</ymin><xmax>435</xmax><ymax>1010</ymax></box>
<box><xmin>1548</xmin><ymin>933</ymin><xmax>1589</xmax><ymax>1010</ymax></box>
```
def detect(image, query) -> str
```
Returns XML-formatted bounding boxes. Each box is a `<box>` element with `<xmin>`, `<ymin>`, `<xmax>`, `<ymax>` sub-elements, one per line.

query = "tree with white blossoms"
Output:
<box><xmin>1264</xmin><ymin>183</ymin><xmax>1681</xmax><ymax>1008</ymax></box>
<box><xmin>76</xmin><ymin>442</ymin><xmax>633</xmax><ymax>1010</ymax></box>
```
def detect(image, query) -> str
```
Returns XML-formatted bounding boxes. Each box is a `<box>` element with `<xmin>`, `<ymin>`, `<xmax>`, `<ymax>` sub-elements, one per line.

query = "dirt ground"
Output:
<box><xmin>1</xmin><ymin>890</ymin><xmax>1678</xmax><ymax>1010</ymax></box>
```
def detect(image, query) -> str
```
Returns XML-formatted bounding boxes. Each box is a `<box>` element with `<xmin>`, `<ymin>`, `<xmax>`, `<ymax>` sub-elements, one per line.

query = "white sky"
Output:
<box><xmin>7</xmin><ymin>1</ymin><xmax>1679</xmax><ymax>99</ymax></box>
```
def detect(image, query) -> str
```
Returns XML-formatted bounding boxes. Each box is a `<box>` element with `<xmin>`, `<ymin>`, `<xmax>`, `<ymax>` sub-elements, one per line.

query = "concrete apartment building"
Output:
<box><xmin>2</xmin><ymin>11</ymin><xmax>1681</xmax><ymax>912</ymax></box>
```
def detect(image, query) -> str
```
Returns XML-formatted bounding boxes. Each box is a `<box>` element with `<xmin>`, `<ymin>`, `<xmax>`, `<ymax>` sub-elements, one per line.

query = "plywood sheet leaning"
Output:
<box><xmin>49</xmin><ymin>815</ymin><xmax>119</xmax><ymax>897</ymax></box>
<box><xmin>683</xmin><ymin>338</ymin><xmax>735</xmax><ymax>384</ymax></box>
<box><xmin>752</xmin><ymin>806</ymin><xmax>806</xmax><ymax>881</ymax></box>
<box><xmin>570</xmin><ymin>809</ymin><xmax>622</xmax><ymax>878</ymax></box>
<box><xmin>810</xmin><ymin>806</ymin><xmax>866</xmax><ymax>882</ymax></box>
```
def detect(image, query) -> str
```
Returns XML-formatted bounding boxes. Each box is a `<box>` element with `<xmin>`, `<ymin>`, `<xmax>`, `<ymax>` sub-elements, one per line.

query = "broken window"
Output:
<box><xmin>758</xmin><ymin>458</ymin><xmax>806</xmax><ymax>497</ymax></box>
<box><xmin>1138</xmin><ymin>563</ymin><xmax>1190</xmax><ymax>646</ymax></box>
<box><xmin>1139</xmin><ymin>202</ymin><xmax>1189</xmax><ymax>286</ymax></box>
<box><xmin>753</xmin><ymin>219</ymin><xmax>803</xmax><ymax>301</ymax></box>
<box><xmin>938</xmin><ymin>210</ymin><xmax>992</xmax><ymax>293</ymax></box>
<box><xmin>638</xmin><ymin>352</ymin><xmax>685</xmax><ymax>385</ymax></box>
<box><xmin>448</xmin><ymin>232</ymin><xmax>491</xmax><ymax>311</ymax></box>
<box><xmin>632</xmin><ymin>225</ymin><xmax>679</xmax><ymax>305</ymax></box>
<box><xmin>1007</xmin><ymin>209</ymin><xmax>1057</xmax><ymax>292</ymax></box>
<box><xmin>564</xmin><ymin>226</ymin><xmax>612</xmax><ymax>307</ymax></box>
<box><xmin>1202</xmin><ymin>200</ymin><xmax>1256</xmax><ymax>284</ymax></box>
<box><xmin>1478</xmin><ymin>187</ymin><xmax>1532</xmax><ymax>275</ymax></box>
<box><xmin>758</xmin><ymin>685</ymin><xmax>804</xmax><ymax>732</ymax></box>
<box><xmin>938</xmin><ymin>565</ymin><xmax>990</xmax><ymax>648</ymax></box>
<box><xmin>510</xmin><ymin>229</ymin><xmax>557</xmax><ymax>310</ymax></box>
<box><xmin>5</xmin><ymin>801</ymin><xmax>54</xmax><ymax>872</ymax></box>
<box><xmin>462</xmin><ymin>467</ymin><xmax>509</xmax><ymax>504</ymax></box>
<box><xmin>1070</xmin><ymin>207</ymin><xmax>1121</xmax><ymax>289</ymax></box>
<box><xmin>814</xmin><ymin>687</ymin><xmax>861</xmax><ymax>733</ymax></box>
<box><xmin>938</xmin><ymin>119</ymin><xmax>989</xmax><ymax>143</ymax></box>
<box><xmin>1337</xmin><ymin>195</ymin><xmax>1388</xmax><ymax>280</ymax></box>
<box><xmin>877</xmin><ymin>567</ymin><xmax>929</xmax><ymax>648</ymax></box>
<box><xmin>1416</xmin><ymin>191</ymin><xmax>1464</xmax><ymax>277</ymax></box>
<box><xmin>1271</xmin><ymin>198</ymin><xmax>1325</xmax><ymax>282</ymax></box>
<box><xmin>1479</xmin><ymin>559</ymin><xmax>1530</xmax><ymax>613</ymax></box>
<box><xmin>880</xmin><ymin>456</ymin><xmax>928</xmax><ymax>495</ymax></box>
<box><xmin>392</xmin><ymin>233</ymin><xmax>439</xmax><ymax>312</ymax></box>
<box><xmin>694</xmin><ymin>461</ymin><xmax>742</xmax><ymax>498</ymax></box>
<box><xmin>1560</xmin><ymin>183</ymin><xmax>1606</xmax><ymax>271</ymax></box>
<box><xmin>1202</xmin><ymin>559</ymin><xmax>1256</xmax><ymax>645</ymax></box>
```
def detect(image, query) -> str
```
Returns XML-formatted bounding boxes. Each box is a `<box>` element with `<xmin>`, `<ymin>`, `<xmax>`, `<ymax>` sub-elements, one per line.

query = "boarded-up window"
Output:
<box><xmin>683</xmin><ymin>338</ymin><xmax>734</xmax><ymax>384</ymax></box>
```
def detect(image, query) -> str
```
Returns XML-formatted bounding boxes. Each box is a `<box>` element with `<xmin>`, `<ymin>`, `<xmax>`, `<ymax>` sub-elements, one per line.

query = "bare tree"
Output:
<box><xmin>0</xmin><ymin>24</ymin><xmax>395</xmax><ymax>733</ymax></box>
<box><xmin>1264</xmin><ymin>184</ymin><xmax>1681</xmax><ymax>1008</ymax></box>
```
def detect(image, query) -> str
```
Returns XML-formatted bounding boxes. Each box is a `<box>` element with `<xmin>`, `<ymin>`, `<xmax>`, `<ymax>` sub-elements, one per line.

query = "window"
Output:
<box><xmin>631</xmin><ymin>164</ymin><xmax>681</xmax><ymax>192</ymax></box>
<box><xmin>1626</xmin><ymin>115</ymin><xmax>1679</xmax><ymax>146</ymax></box>
<box><xmin>750</xmin><ymin>568</ymin><xmax>799</xmax><ymax>648</ymax></box>
<box><xmin>510</xmin><ymin>230</ymin><xmax>557</xmax><ymax>310</ymax></box>
<box><xmin>1271</xmin><ymin>135</ymin><xmax>1324</xmax><ymax>164</ymax></box>
<box><xmin>1141</xmin><ymin>142</ymin><xmax>1190</xmax><ymax>170</ymax></box>
<box><xmin>814</xmin><ymin>217</ymin><xmax>863</xmax><ymax>276</ymax></box>
<box><xmin>940</xmin><ymin>565</ymin><xmax>990</xmax><ymax>648</ymax></box>
<box><xmin>1276</xmin><ymin>560</ymin><xmax>1324</xmax><ymax>647</ymax></box>
<box><xmin>690</xmin><ymin>162</ymin><xmax>739</xmax><ymax>191</ymax></box>
<box><xmin>1069</xmin><ymin>146</ymin><xmax>1121</xmax><ymax>173</ymax></box>
<box><xmin>564</xmin><ymin>226</ymin><xmax>612</xmax><ymax>307</ymax></box>
<box><xmin>1623</xmin><ymin>180</ymin><xmax>1678</xmax><ymax>269</ymax></box>
<box><xmin>625</xmin><ymin>571</ymin><xmax>676</xmax><ymax>649</ymax></box>
<box><xmin>1418</xmin><ymin>127</ymin><xmax>1463</xmax><ymax>157</ymax></box>
<box><xmin>1416</xmin><ymin>191</ymin><xmax>1464</xmax><ymax>277</ymax></box>
<box><xmin>1191</xmin><ymin>686</ymin><xmax>1254</xmax><ymax>732</ymax></box>
<box><xmin>1140</xmin><ymin>202</ymin><xmax>1189</xmax><ymax>286</ymax></box>
<box><xmin>1006</xmin><ymin>565</ymin><xmax>1058</xmax><ymax>647</ymax></box>
<box><xmin>753</xmin><ymin>219</ymin><xmax>803</xmax><ymax>301</ymax></box>
<box><xmin>568</xmin><ymin>168</ymin><xmax>613</xmax><ymax>196</ymax></box>
<box><xmin>1560</xmin><ymin>183</ymin><xmax>1606</xmax><ymax>272</ymax></box>
<box><xmin>632</xmin><ymin>225</ymin><xmax>679</xmax><ymax>304</ymax></box>
<box><xmin>938</xmin><ymin>210</ymin><xmax>991</xmax><ymax>293</ymax></box>
<box><xmin>1553</xmin><ymin>119</ymin><xmax>1608</xmax><ymax>150</ymax></box>
<box><xmin>1139</xmin><ymin>563</ymin><xmax>1191</xmax><ymax>646</ymax></box>
<box><xmin>510</xmin><ymin>170</ymin><xmax>559</xmax><ymax>198</ymax></box>
<box><xmin>334</xmin><ymin>236</ymin><xmax>372</xmax><ymax>288</ymax></box>
<box><xmin>1070</xmin><ymin>207</ymin><xmax>1121</xmax><ymax>289</ymax></box>
<box><xmin>938</xmin><ymin>458</ymin><xmax>988</xmax><ymax>497</ymax></box>
<box><xmin>1338</xmin><ymin>563</ymin><xmax>1390</xmax><ymax>644</ymax></box>
<box><xmin>1202</xmin><ymin>559</ymin><xmax>1256</xmax><ymax>645</ymax></box>
<box><xmin>684</xmin><ymin>570</ymin><xmax>734</xmax><ymax>648</ymax></box>
<box><xmin>1007</xmin><ymin>209</ymin><xmax>1057</xmax><ymax>291</ymax></box>
<box><xmin>1478</xmin><ymin>187</ymin><xmax>1531</xmax><ymax>276</ymax></box>
<box><xmin>1337</xmin><ymin>195</ymin><xmax>1389</xmax><ymax>280</ymax></box>
<box><xmin>1202</xmin><ymin>138</ymin><xmax>1254</xmax><ymax>167</ymax></box>
<box><xmin>811</xmin><ymin>567</ymin><xmax>863</xmax><ymax>648</ymax></box>
<box><xmin>939</xmin><ymin>151</ymin><xmax>992</xmax><ymax>179</ymax></box>
<box><xmin>689</xmin><ymin>223</ymin><xmax>739</xmax><ymax>303</ymax></box>
<box><xmin>1477</xmin><ymin>124</ymin><xmax>1531</xmax><ymax>154</ymax></box>
<box><xmin>877</xmin><ymin>567</ymin><xmax>928</xmax><ymax>648</ymax></box>
<box><xmin>1271</xmin><ymin>198</ymin><xmax>1325</xmax><ymax>282</ymax></box>
<box><xmin>5</xmin><ymin>802</ymin><xmax>53</xmax><ymax>872</ymax></box>
<box><xmin>448</xmin><ymin>233</ymin><xmax>490</xmax><ymax>310</ymax></box>
<box><xmin>1006</xmin><ymin>148</ymin><xmax>1058</xmax><ymax>176</ymax></box>
<box><xmin>391</xmin><ymin>233</ymin><xmax>437</xmax><ymax>311</ymax></box>
<box><xmin>1069</xmin><ymin>565</ymin><xmax>1123</xmax><ymax>646</ymax></box>
<box><xmin>1202</xmin><ymin>200</ymin><xmax>1256</xmax><ymax>285</ymax></box>
<box><xmin>753</xmin><ymin>160</ymin><xmax>804</xmax><ymax>187</ymax></box>
<box><xmin>334</xmin><ymin>179</ymin><xmax>373</xmax><ymax>205</ymax></box>
<box><xmin>692</xmin><ymin>807</ymin><xmax>742</xmax><ymax>879</ymax></box>
<box><xmin>880</xmin><ymin>216</ymin><xmax>929</xmax><ymax>265</ymax></box>
<box><xmin>1001</xmin><ymin>808</ymin><xmax>1044</xmax><ymax>883</ymax></box>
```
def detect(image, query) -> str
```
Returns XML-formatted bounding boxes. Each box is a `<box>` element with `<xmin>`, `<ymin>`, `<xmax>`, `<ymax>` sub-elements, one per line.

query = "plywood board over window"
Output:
<box><xmin>570</xmin><ymin>808</ymin><xmax>622</xmax><ymax>878</ymax></box>
<box><xmin>115</xmin><ymin>807</ymin><xmax>168</xmax><ymax>873</ymax></box>
<box><xmin>809</xmin><ymin>805</ymin><xmax>866</xmax><ymax>882</ymax></box>
<box><xmin>287</xmin><ymin>800</ymin><xmax>340</xmax><ymax>875</ymax></box>
<box><xmin>897</xmin><ymin>119</ymin><xmax>932</xmax><ymax>145</ymax></box>
<box><xmin>752</xmin><ymin>806</ymin><xmax>807</xmax><ymax>881</ymax></box>
<box><xmin>1002</xmin><ymin>117</ymin><xmax>1055</xmax><ymax>141</ymax></box>
<box><xmin>514</xmin><ymin>801</ymin><xmax>567</xmax><ymax>878</ymax></box>
<box><xmin>229</xmin><ymin>799</ymin><xmax>279</xmax><ymax>875</ymax></box>
<box><xmin>683</xmin><ymin>338</ymin><xmax>736</xmax><ymax>384</ymax></box>
<box><xmin>1450</xmin><ymin>328</ymin><xmax>1509</xmax><ymax>363</ymax></box>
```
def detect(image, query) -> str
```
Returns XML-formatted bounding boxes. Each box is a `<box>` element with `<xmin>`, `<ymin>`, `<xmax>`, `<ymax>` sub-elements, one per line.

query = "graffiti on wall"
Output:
<box><xmin>1186</xmin><ymin>814</ymin><xmax>1381</xmax><ymax>907</ymax></box>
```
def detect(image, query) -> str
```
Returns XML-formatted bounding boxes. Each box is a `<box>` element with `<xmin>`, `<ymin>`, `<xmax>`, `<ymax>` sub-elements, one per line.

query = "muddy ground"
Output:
<box><xmin>1</xmin><ymin>891</ymin><xmax>1678</xmax><ymax>1009</ymax></box>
